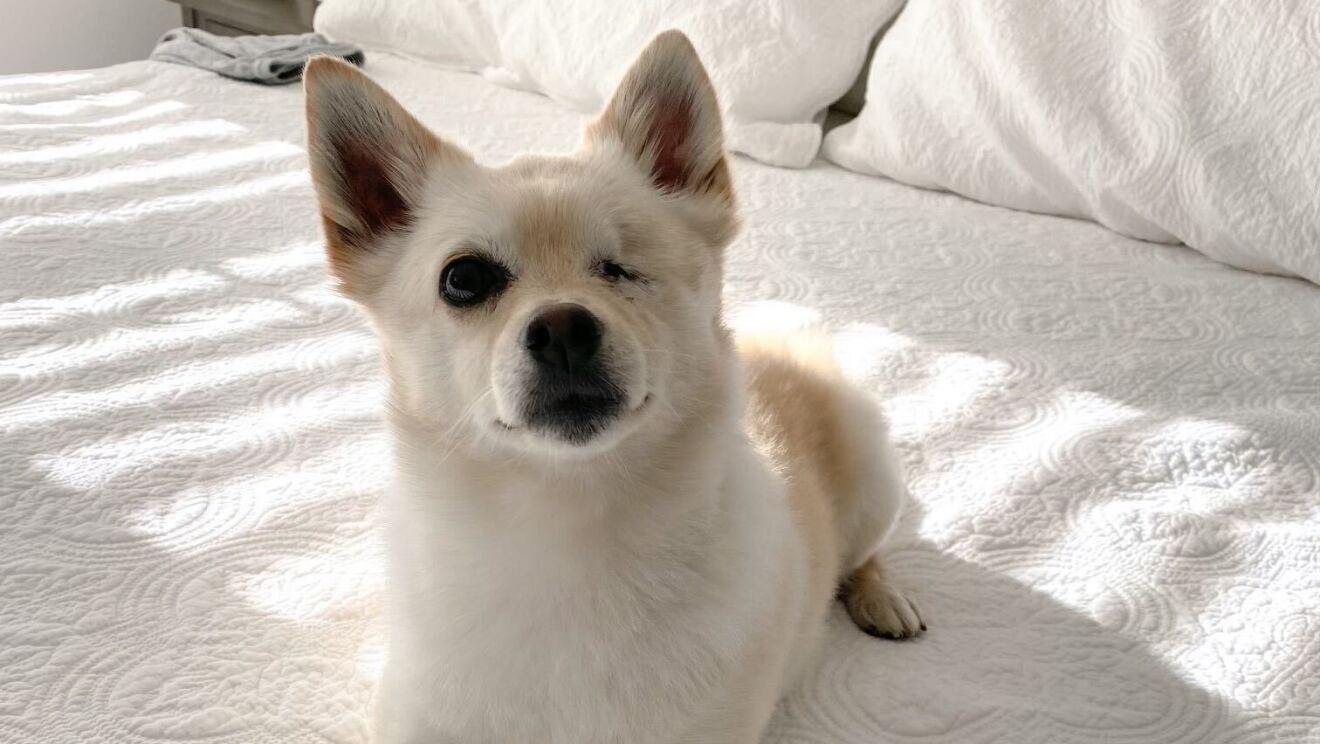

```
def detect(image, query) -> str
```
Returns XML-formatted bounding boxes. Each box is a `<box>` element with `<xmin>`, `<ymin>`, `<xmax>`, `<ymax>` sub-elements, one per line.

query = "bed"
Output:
<box><xmin>2</xmin><ymin>52</ymin><xmax>1318</xmax><ymax>744</ymax></box>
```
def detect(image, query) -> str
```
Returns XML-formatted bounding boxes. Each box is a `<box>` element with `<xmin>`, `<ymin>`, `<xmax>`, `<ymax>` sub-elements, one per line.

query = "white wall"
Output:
<box><xmin>0</xmin><ymin>0</ymin><xmax>181</xmax><ymax>74</ymax></box>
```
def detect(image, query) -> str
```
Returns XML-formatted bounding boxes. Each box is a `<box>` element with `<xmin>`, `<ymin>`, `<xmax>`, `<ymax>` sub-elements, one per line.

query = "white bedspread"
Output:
<box><xmin>2</xmin><ymin>56</ymin><xmax>1318</xmax><ymax>744</ymax></box>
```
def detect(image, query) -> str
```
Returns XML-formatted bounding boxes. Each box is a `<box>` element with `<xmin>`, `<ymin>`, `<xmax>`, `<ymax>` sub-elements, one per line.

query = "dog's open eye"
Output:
<box><xmin>441</xmin><ymin>256</ymin><xmax>506</xmax><ymax>307</ymax></box>
<box><xmin>598</xmin><ymin>260</ymin><xmax>638</xmax><ymax>283</ymax></box>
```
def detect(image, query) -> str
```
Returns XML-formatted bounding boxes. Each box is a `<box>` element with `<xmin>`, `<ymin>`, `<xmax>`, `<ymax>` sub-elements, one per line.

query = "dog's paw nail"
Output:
<box><xmin>863</xmin><ymin>625</ymin><xmax>903</xmax><ymax>640</ymax></box>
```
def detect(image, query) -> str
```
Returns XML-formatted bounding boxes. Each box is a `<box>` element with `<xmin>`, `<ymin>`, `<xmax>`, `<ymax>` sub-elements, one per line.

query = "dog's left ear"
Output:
<box><xmin>304</xmin><ymin>56</ymin><xmax>470</xmax><ymax>297</ymax></box>
<box><xmin>587</xmin><ymin>31</ymin><xmax>734</xmax><ymax>212</ymax></box>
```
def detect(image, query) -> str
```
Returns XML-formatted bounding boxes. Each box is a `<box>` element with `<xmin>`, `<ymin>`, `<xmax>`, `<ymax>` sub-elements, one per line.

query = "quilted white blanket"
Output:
<box><xmin>2</xmin><ymin>56</ymin><xmax>1318</xmax><ymax>744</ymax></box>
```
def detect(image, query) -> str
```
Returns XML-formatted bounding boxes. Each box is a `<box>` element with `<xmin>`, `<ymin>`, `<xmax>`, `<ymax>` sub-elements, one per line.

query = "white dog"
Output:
<box><xmin>304</xmin><ymin>30</ymin><xmax>923</xmax><ymax>744</ymax></box>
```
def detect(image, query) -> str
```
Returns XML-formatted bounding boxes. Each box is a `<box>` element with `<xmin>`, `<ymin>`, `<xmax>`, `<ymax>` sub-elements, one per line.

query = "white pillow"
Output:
<box><xmin>824</xmin><ymin>0</ymin><xmax>1320</xmax><ymax>285</ymax></box>
<box><xmin>315</xmin><ymin>0</ymin><xmax>903</xmax><ymax>168</ymax></box>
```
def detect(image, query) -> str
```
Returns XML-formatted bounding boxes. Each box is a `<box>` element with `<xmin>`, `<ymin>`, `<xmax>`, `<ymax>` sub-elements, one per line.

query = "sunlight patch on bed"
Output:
<box><xmin>112</xmin><ymin>432</ymin><xmax>388</xmax><ymax>554</ymax></box>
<box><xmin>0</xmin><ymin>119</ymin><xmax>245</xmax><ymax>165</ymax></box>
<box><xmin>887</xmin><ymin>350</ymin><xmax>1019</xmax><ymax>437</ymax></box>
<box><xmin>0</xmin><ymin>100</ymin><xmax>187</xmax><ymax>132</ymax></box>
<box><xmin>1071</xmin><ymin>417</ymin><xmax>1316</xmax><ymax>518</ymax></box>
<box><xmin>355</xmin><ymin>636</ymin><xmax>386</xmax><ymax>683</ymax></box>
<box><xmin>0</xmin><ymin>171</ymin><xmax>308</xmax><ymax>236</ymax></box>
<box><xmin>0</xmin><ymin>71</ymin><xmax>95</xmax><ymax>88</ymax></box>
<box><xmin>32</xmin><ymin>379</ymin><xmax>381</xmax><ymax>489</ymax></box>
<box><xmin>1</xmin><ymin>297</ymin><xmax>303</xmax><ymax>375</ymax></box>
<box><xmin>926</xmin><ymin>389</ymin><xmax>1143</xmax><ymax>502</ymax></box>
<box><xmin>2</xmin><ymin>336</ymin><xmax>373</xmax><ymax>430</ymax></box>
<box><xmin>0</xmin><ymin>89</ymin><xmax>142</xmax><ymax>116</ymax></box>
<box><xmin>832</xmin><ymin>322</ymin><xmax>917</xmax><ymax>378</ymax></box>
<box><xmin>239</xmin><ymin>533</ymin><xmax>384</xmax><ymax>623</ymax></box>
<box><xmin>0</xmin><ymin>268</ymin><xmax>224</xmax><ymax>330</ymax></box>
<box><xmin>0</xmin><ymin>141</ymin><xmax>302</xmax><ymax>199</ymax></box>
<box><xmin>830</xmin><ymin>321</ymin><xmax>1022</xmax><ymax>437</ymax></box>
<box><xmin>218</xmin><ymin>241</ymin><xmax>328</xmax><ymax>281</ymax></box>
<box><xmin>726</xmin><ymin>299</ymin><xmax>823</xmax><ymax>333</ymax></box>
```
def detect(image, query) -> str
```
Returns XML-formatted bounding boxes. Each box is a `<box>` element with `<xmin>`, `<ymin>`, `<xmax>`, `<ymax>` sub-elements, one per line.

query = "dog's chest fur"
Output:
<box><xmin>380</xmin><ymin>431</ymin><xmax>802</xmax><ymax>743</ymax></box>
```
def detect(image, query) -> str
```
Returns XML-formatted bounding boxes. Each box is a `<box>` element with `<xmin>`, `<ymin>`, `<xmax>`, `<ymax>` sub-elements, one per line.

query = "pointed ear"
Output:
<box><xmin>586</xmin><ymin>30</ymin><xmax>733</xmax><ymax>207</ymax></box>
<box><xmin>304</xmin><ymin>56</ymin><xmax>468</xmax><ymax>296</ymax></box>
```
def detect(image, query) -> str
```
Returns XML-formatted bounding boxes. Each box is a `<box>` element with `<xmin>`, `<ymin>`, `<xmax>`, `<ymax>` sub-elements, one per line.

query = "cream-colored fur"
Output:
<box><xmin>303</xmin><ymin>30</ymin><xmax>922</xmax><ymax>744</ymax></box>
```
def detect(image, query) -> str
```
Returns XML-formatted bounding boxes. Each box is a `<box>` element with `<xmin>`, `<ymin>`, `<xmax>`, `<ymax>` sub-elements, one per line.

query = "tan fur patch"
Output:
<box><xmin>738</xmin><ymin>333</ymin><xmax>856</xmax><ymax>628</ymax></box>
<box><xmin>739</xmin><ymin>332</ymin><xmax>925</xmax><ymax>645</ymax></box>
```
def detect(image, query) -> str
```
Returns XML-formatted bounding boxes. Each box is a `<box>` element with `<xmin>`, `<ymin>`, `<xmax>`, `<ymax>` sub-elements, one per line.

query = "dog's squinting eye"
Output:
<box><xmin>598</xmin><ymin>260</ymin><xmax>638</xmax><ymax>283</ymax></box>
<box><xmin>441</xmin><ymin>256</ymin><xmax>506</xmax><ymax>306</ymax></box>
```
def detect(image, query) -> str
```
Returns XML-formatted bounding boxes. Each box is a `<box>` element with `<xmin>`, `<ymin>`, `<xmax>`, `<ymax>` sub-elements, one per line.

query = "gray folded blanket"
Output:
<box><xmin>150</xmin><ymin>28</ymin><xmax>364</xmax><ymax>85</ymax></box>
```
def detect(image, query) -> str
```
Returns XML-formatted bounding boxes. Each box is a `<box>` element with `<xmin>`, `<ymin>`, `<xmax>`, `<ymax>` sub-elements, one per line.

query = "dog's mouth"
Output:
<box><xmin>527</xmin><ymin>391</ymin><xmax>624</xmax><ymax>444</ymax></box>
<box><xmin>497</xmin><ymin>392</ymin><xmax>652</xmax><ymax>445</ymax></box>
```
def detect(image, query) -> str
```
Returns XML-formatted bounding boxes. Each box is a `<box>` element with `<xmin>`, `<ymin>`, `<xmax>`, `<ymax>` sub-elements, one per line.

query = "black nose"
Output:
<box><xmin>524</xmin><ymin>303</ymin><xmax>602</xmax><ymax>375</ymax></box>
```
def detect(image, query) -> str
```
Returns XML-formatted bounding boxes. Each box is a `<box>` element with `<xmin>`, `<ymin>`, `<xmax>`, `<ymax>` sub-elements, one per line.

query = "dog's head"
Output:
<box><xmin>304</xmin><ymin>32</ymin><xmax>738</xmax><ymax>459</ymax></box>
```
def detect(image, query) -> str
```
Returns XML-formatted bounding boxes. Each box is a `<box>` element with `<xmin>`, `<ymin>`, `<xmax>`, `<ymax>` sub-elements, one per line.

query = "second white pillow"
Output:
<box><xmin>317</xmin><ymin>0</ymin><xmax>903</xmax><ymax>167</ymax></box>
<box><xmin>824</xmin><ymin>0</ymin><xmax>1320</xmax><ymax>285</ymax></box>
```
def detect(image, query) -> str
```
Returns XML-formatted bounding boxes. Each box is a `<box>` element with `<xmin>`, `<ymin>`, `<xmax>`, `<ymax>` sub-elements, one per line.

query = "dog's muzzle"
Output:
<box><xmin>521</xmin><ymin>303</ymin><xmax>624</xmax><ymax>444</ymax></box>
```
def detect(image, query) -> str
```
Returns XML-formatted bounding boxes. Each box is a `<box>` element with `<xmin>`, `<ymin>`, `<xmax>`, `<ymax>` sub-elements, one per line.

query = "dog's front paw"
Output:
<box><xmin>840</xmin><ymin>556</ymin><xmax>925</xmax><ymax>640</ymax></box>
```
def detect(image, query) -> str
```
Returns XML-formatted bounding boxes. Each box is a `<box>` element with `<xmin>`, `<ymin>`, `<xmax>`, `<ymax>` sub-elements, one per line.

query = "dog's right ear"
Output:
<box><xmin>304</xmin><ymin>57</ymin><xmax>469</xmax><ymax>296</ymax></box>
<box><xmin>586</xmin><ymin>31</ymin><xmax>737</xmax><ymax>248</ymax></box>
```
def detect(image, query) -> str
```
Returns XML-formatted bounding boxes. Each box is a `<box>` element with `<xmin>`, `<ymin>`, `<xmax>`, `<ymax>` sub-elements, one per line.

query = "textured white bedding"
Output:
<box><xmin>1</xmin><ymin>56</ymin><xmax>1318</xmax><ymax>744</ymax></box>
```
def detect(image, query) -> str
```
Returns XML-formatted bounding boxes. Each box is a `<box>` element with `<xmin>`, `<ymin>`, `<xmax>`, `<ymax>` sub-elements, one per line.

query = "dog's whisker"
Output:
<box><xmin>435</xmin><ymin>389</ymin><xmax>494</xmax><ymax>463</ymax></box>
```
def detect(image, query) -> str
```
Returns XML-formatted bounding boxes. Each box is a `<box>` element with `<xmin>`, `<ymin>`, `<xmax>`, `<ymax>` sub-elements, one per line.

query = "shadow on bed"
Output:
<box><xmin>768</xmin><ymin>495</ymin><xmax>1250</xmax><ymax>743</ymax></box>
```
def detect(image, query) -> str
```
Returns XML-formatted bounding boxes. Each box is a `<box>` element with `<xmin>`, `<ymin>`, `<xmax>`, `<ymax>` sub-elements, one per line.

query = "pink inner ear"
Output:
<box><xmin>647</xmin><ymin>98</ymin><xmax>692</xmax><ymax>192</ymax></box>
<box><xmin>334</xmin><ymin>135</ymin><xmax>411</xmax><ymax>245</ymax></box>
